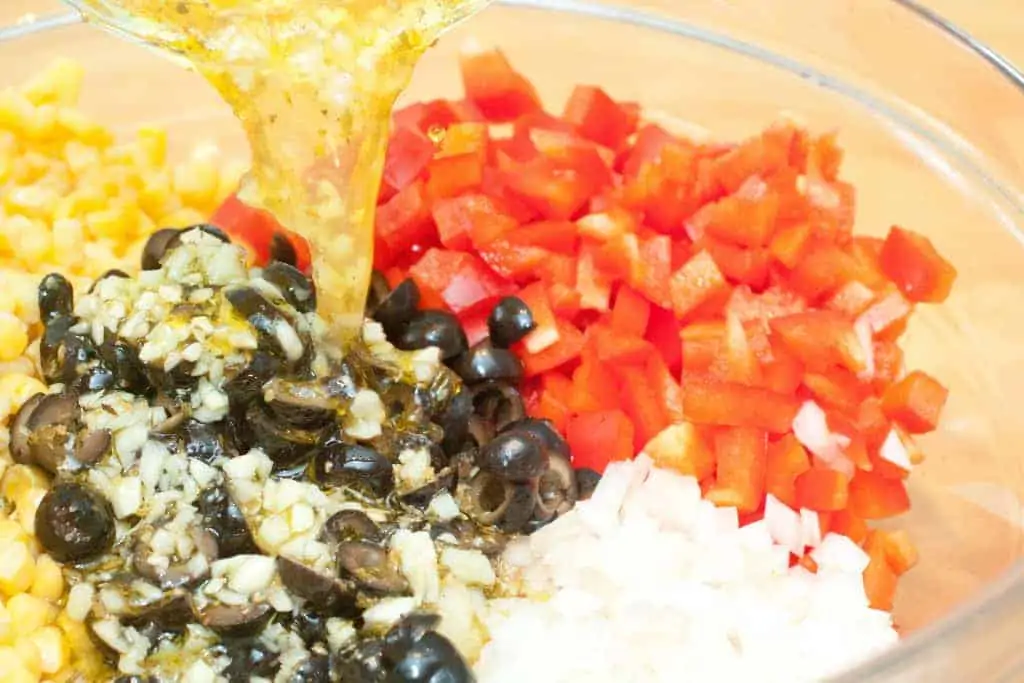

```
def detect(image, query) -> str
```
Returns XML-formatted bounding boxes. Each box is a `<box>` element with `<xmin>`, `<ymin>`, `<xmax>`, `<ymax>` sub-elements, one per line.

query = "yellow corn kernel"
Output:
<box><xmin>62</xmin><ymin>141</ymin><xmax>101</xmax><ymax>177</ymax></box>
<box><xmin>0</xmin><ymin>91</ymin><xmax>35</xmax><ymax>136</ymax></box>
<box><xmin>174</xmin><ymin>158</ymin><xmax>221</xmax><ymax>211</ymax></box>
<box><xmin>0</xmin><ymin>599</ymin><xmax>12</xmax><ymax>645</ymax></box>
<box><xmin>0</xmin><ymin>374</ymin><xmax>46</xmax><ymax>423</ymax></box>
<box><xmin>159</xmin><ymin>207</ymin><xmax>207</xmax><ymax>229</ymax></box>
<box><xmin>0</xmin><ymin>541</ymin><xmax>35</xmax><ymax>598</ymax></box>
<box><xmin>0</xmin><ymin>313</ymin><xmax>30</xmax><ymax>362</ymax></box>
<box><xmin>27</xmin><ymin>626</ymin><xmax>67</xmax><ymax>675</ymax></box>
<box><xmin>23</xmin><ymin>59</ymin><xmax>85</xmax><ymax>108</ymax></box>
<box><xmin>15</xmin><ymin>488</ymin><xmax>47</xmax><ymax>537</ymax></box>
<box><xmin>14</xmin><ymin>636</ymin><xmax>42</xmax><ymax>678</ymax></box>
<box><xmin>84</xmin><ymin>204</ymin><xmax>136</xmax><ymax>242</ymax></box>
<box><xmin>135</xmin><ymin>126</ymin><xmax>167</xmax><ymax>167</ymax></box>
<box><xmin>7</xmin><ymin>594</ymin><xmax>57</xmax><ymax>637</ymax></box>
<box><xmin>138</xmin><ymin>170</ymin><xmax>176</xmax><ymax>217</ymax></box>
<box><xmin>13</xmin><ymin>223</ymin><xmax>53</xmax><ymax>267</ymax></box>
<box><xmin>0</xmin><ymin>646</ymin><xmax>36</xmax><ymax>683</ymax></box>
<box><xmin>0</xmin><ymin>519</ymin><xmax>26</xmax><ymax>543</ymax></box>
<box><xmin>50</xmin><ymin>218</ymin><xmax>86</xmax><ymax>270</ymax></box>
<box><xmin>23</xmin><ymin>105</ymin><xmax>58</xmax><ymax>143</ymax></box>
<box><xmin>55</xmin><ymin>108</ymin><xmax>112</xmax><ymax>149</ymax></box>
<box><xmin>29</xmin><ymin>557</ymin><xmax>63</xmax><ymax>603</ymax></box>
<box><xmin>5</xmin><ymin>185</ymin><xmax>58</xmax><ymax>220</ymax></box>
<box><xmin>2</xmin><ymin>467</ymin><xmax>50</xmax><ymax>504</ymax></box>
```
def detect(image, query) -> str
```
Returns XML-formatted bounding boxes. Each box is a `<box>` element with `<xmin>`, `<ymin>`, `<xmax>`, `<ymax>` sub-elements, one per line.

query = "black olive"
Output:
<box><xmin>335</xmin><ymin>638</ymin><xmax>387</xmax><ymax>682</ymax></box>
<box><xmin>241</xmin><ymin>403</ymin><xmax>324</xmax><ymax>471</ymax></box>
<box><xmin>276</xmin><ymin>557</ymin><xmax>357</xmax><ymax>616</ymax></box>
<box><xmin>144</xmin><ymin>360</ymin><xmax>198</xmax><ymax>396</ymax></box>
<box><xmin>8</xmin><ymin>392</ymin><xmax>44</xmax><ymax>467</ymax></box>
<box><xmin>469</xmin><ymin>383</ymin><xmax>525</xmax><ymax>441</ymax></box>
<box><xmin>575</xmin><ymin>468</ymin><xmax>601</xmax><ymax>501</ymax></box>
<box><xmin>437</xmin><ymin>389</ymin><xmax>472</xmax><ymax>457</ymax></box>
<box><xmin>533</xmin><ymin>454</ymin><xmax>577</xmax><ymax>523</ymax></box>
<box><xmin>399</xmin><ymin>470</ymin><xmax>456</xmax><ymax>510</ymax></box>
<box><xmin>365</xmin><ymin>270</ymin><xmax>393</xmax><ymax>318</ymax></box>
<box><xmin>88</xmin><ymin>269</ymin><xmax>130</xmax><ymax>293</ymax></box>
<box><xmin>450</xmin><ymin>344</ymin><xmax>523</xmax><ymax>385</ymax></box>
<box><xmin>289</xmin><ymin>609</ymin><xmax>329</xmax><ymax>646</ymax></box>
<box><xmin>96</xmin><ymin>339</ymin><xmax>149</xmax><ymax>394</ymax></box>
<box><xmin>262</xmin><ymin>261</ymin><xmax>317</xmax><ymax>314</ymax></box>
<box><xmin>501</xmin><ymin>417</ymin><xmax>570</xmax><ymax>460</ymax></box>
<box><xmin>165</xmin><ymin>224</ymin><xmax>232</xmax><ymax>255</ymax></box>
<box><xmin>268</xmin><ymin>232</ymin><xmax>299</xmax><ymax>267</ymax></box>
<box><xmin>36</xmin><ymin>482</ymin><xmax>115</xmax><ymax>562</ymax></box>
<box><xmin>132</xmin><ymin>527</ymin><xmax>218</xmax><ymax>590</ymax></box>
<box><xmin>74</xmin><ymin>429</ymin><xmax>111</xmax><ymax>467</ymax></box>
<box><xmin>226</xmin><ymin>287</ymin><xmax>306</xmax><ymax>364</ymax></box>
<box><xmin>478</xmin><ymin>431</ymin><xmax>548</xmax><ymax>482</ymax></box>
<box><xmin>224</xmin><ymin>351</ymin><xmax>280</xmax><ymax>408</ymax></box>
<box><xmin>386</xmin><ymin>631</ymin><xmax>474</xmax><ymax>683</ymax></box>
<box><xmin>38</xmin><ymin>273</ymin><xmax>74</xmax><ymax>323</ymax></box>
<box><xmin>122</xmin><ymin>592</ymin><xmax>195</xmax><ymax>638</ymax></box>
<box><xmin>382</xmin><ymin>612</ymin><xmax>441</xmax><ymax>661</ymax></box>
<box><xmin>336</xmin><ymin>541</ymin><xmax>410</xmax><ymax>595</ymax></box>
<box><xmin>198</xmin><ymin>485</ymin><xmax>258</xmax><ymax>558</ymax></box>
<box><xmin>199</xmin><ymin>603</ymin><xmax>273</xmax><ymax>638</ymax></box>
<box><xmin>311</xmin><ymin>440</ymin><xmax>394</xmax><ymax>497</ymax></box>
<box><xmin>372</xmin><ymin>279</ymin><xmax>421</xmax><ymax>335</ymax></box>
<box><xmin>15</xmin><ymin>393</ymin><xmax>80</xmax><ymax>475</ymax></box>
<box><xmin>221</xmin><ymin>640</ymin><xmax>278</xmax><ymax>683</ymax></box>
<box><xmin>73</xmin><ymin>365</ymin><xmax>116</xmax><ymax>394</ymax></box>
<box><xmin>460</xmin><ymin>471</ymin><xmax>536</xmax><ymax>533</ymax></box>
<box><xmin>289</xmin><ymin>653</ymin><xmax>331</xmax><ymax>683</ymax></box>
<box><xmin>263</xmin><ymin>377</ymin><xmax>337</xmax><ymax>428</ymax></box>
<box><xmin>40</xmin><ymin>321</ymin><xmax>96</xmax><ymax>386</ymax></box>
<box><xmin>487</xmin><ymin>296</ymin><xmax>535</xmax><ymax>348</ymax></box>
<box><xmin>141</xmin><ymin>227</ymin><xmax>181</xmax><ymax>270</ymax></box>
<box><xmin>394</xmin><ymin>310</ymin><xmax>467</xmax><ymax>361</ymax></box>
<box><xmin>321</xmin><ymin>509</ymin><xmax>383</xmax><ymax>545</ymax></box>
<box><xmin>179</xmin><ymin>419</ymin><xmax>228</xmax><ymax>464</ymax></box>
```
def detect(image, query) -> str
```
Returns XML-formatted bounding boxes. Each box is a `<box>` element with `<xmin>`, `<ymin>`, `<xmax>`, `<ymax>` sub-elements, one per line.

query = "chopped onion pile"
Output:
<box><xmin>475</xmin><ymin>457</ymin><xmax>898</xmax><ymax>683</ymax></box>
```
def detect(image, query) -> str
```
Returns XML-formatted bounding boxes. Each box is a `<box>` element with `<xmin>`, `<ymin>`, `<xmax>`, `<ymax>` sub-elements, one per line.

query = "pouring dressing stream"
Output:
<box><xmin>63</xmin><ymin>0</ymin><xmax>491</xmax><ymax>346</ymax></box>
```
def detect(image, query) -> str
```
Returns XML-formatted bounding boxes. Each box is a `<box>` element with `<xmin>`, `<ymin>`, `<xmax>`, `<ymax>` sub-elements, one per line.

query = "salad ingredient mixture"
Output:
<box><xmin>0</xmin><ymin>6</ymin><xmax>957</xmax><ymax>683</ymax></box>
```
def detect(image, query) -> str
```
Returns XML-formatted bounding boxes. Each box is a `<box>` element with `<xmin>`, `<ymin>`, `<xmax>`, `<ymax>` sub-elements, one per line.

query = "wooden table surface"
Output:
<box><xmin>3</xmin><ymin>0</ymin><xmax>1024</xmax><ymax>71</ymax></box>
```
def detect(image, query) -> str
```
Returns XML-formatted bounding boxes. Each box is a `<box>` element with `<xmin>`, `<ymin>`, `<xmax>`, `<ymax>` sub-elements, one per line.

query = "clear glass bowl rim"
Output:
<box><xmin>3</xmin><ymin>2</ymin><xmax>1024</xmax><ymax>681</ymax></box>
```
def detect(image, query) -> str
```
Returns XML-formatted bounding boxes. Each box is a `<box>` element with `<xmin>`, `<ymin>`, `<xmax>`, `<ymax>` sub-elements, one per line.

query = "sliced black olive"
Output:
<box><xmin>394</xmin><ymin>310</ymin><xmax>467</xmax><ymax>361</ymax></box>
<box><xmin>310</xmin><ymin>439</ymin><xmax>394</xmax><ymax>497</ymax></box>
<box><xmin>221</xmin><ymin>640</ymin><xmax>278</xmax><ymax>683</ymax></box>
<box><xmin>73</xmin><ymin>365</ymin><xmax>116</xmax><ymax>394</ymax></box>
<box><xmin>36</xmin><ymin>482</ymin><xmax>115</xmax><ymax>562</ymax></box>
<box><xmin>199</xmin><ymin>602</ymin><xmax>273</xmax><ymax>638</ymax></box>
<box><xmin>372</xmin><ymin>278</ymin><xmax>420</xmax><ymax>336</ymax></box>
<box><xmin>263</xmin><ymin>377</ymin><xmax>337</xmax><ymax>428</ymax></box>
<box><xmin>224</xmin><ymin>351</ymin><xmax>280</xmax><ymax>408</ymax></box>
<box><xmin>575</xmin><ymin>468</ymin><xmax>601</xmax><ymax>501</ymax></box>
<box><xmin>276</xmin><ymin>557</ymin><xmax>357</xmax><ymax>616</ymax></box>
<box><xmin>226</xmin><ymin>287</ymin><xmax>306</xmax><ymax>364</ymax></box>
<box><xmin>8</xmin><ymin>392</ymin><xmax>44</xmax><ymax>466</ymax></box>
<box><xmin>288</xmin><ymin>609</ymin><xmax>329</xmax><ymax>646</ymax></box>
<box><xmin>242</xmin><ymin>403</ymin><xmax>324</xmax><ymax>471</ymax></box>
<box><xmin>88</xmin><ymin>269</ymin><xmax>130</xmax><ymax>293</ymax></box>
<box><xmin>268</xmin><ymin>232</ymin><xmax>298</xmax><ymax>267</ymax></box>
<box><xmin>262</xmin><ymin>261</ymin><xmax>316</xmax><ymax>314</ymax></box>
<box><xmin>96</xmin><ymin>338</ymin><xmax>149</xmax><ymax>394</ymax></box>
<box><xmin>365</xmin><ymin>270</ymin><xmax>393</xmax><ymax>318</ymax></box>
<box><xmin>289</xmin><ymin>652</ymin><xmax>331</xmax><ymax>683</ymax></box>
<box><xmin>165</xmin><ymin>224</ymin><xmax>231</xmax><ymax>254</ymax></box>
<box><xmin>382</xmin><ymin>612</ymin><xmax>441</xmax><ymax>662</ymax></box>
<box><xmin>38</xmin><ymin>273</ymin><xmax>74</xmax><ymax>323</ymax></box>
<box><xmin>459</xmin><ymin>471</ymin><xmax>535</xmax><ymax>533</ymax></box>
<box><xmin>478</xmin><ymin>431</ymin><xmax>548</xmax><ymax>482</ymax></box>
<box><xmin>533</xmin><ymin>454</ymin><xmax>577</xmax><ymax>522</ymax></box>
<box><xmin>450</xmin><ymin>344</ymin><xmax>523</xmax><ymax>386</ymax></box>
<box><xmin>21</xmin><ymin>393</ymin><xmax>80</xmax><ymax>475</ymax></box>
<box><xmin>141</xmin><ymin>228</ymin><xmax>182</xmax><ymax>270</ymax></box>
<box><xmin>387</xmin><ymin>630</ymin><xmax>475</xmax><ymax>683</ymax></box>
<box><xmin>41</xmin><ymin>322</ymin><xmax>96</xmax><ymax>386</ymax></box>
<box><xmin>321</xmin><ymin>509</ymin><xmax>383</xmax><ymax>545</ymax></box>
<box><xmin>336</xmin><ymin>638</ymin><xmax>387</xmax><ymax>682</ymax></box>
<box><xmin>198</xmin><ymin>485</ymin><xmax>258</xmax><ymax>558</ymax></box>
<box><xmin>470</xmin><ymin>382</ymin><xmax>525</xmax><ymax>440</ymax></box>
<box><xmin>179</xmin><ymin>419</ymin><xmax>228</xmax><ymax>465</ymax></box>
<box><xmin>399</xmin><ymin>470</ymin><xmax>456</xmax><ymax>510</ymax></box>
<box><xmin>144</xmin><ymin>360</ymin><xmax>199</xmax><ymax>395</ymax></box>
<box><xmin>487</xmin><ymin>295</ymin><xmax>535</xmax><ymax>349</ymax></box>
<box><xmin>501</xmin><ymin>417</ymin><xmax>570</xmax><ymax>460</ymax></box>
<box><xmin>132</xmin><ymin>528</ymin><xmax>218</xmax><ymax>589</ymax></box>
<box><xmin>122</xmin><ymin>592</ymin><xmax>195</xmax><ymax>638</ymax></box>
<box><xmin>437</xmin><ymin>389</ymin><xmax>472</xmax><ymax>457</ymax></box>
<box><xmin>336</xmin><ymin>541</ymin><xmax>409</xmax><ymax>595</ymax></box>
<box><xmin>74</xmin><ymin>429</ymin><xmax>111</xmax><ymax>467</ymax></box>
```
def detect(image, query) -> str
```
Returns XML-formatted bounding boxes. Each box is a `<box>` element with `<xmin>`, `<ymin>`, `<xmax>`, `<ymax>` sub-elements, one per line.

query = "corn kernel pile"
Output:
<box><xmin>0</xmin><ymin>60</ymin><xmax>243</xmax><ymax>682</ymax></box>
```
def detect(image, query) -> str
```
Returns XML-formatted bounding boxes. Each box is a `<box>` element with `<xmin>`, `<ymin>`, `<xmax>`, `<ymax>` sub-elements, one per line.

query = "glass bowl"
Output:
<box><xmin>4</xmin><ymin>1</ymin><xmax>1024</xmax><ymax>680</ymax></box>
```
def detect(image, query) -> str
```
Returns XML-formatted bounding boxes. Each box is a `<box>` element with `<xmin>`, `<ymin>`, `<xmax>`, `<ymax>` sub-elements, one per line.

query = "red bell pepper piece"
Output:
<box><xmin>591</xmin><ymin>325</ymin><xmax>655</xmax><ymax>366</ymax></box>
<box><xmin>770</xmin><ymin>310</ymin><xmax>869</xmax><ymax>374</ymax></box>
<box><xmin>863</xmin><ymin>533</ymin><xmax>899</xmax><ymax>610</ymax></box>
<box><xmin>881</xmin><ymin>370</ymin><xmax>949</xmax><ymax>434</ymax></box>
<box><xmin>547</xmin><ymin>282</ymin><xmax>582</xmax><ymax>318</ymax></box>
<box><xmin>617</xmin><ymin>365</ymin><xmax>671</xmax><ymax>451</ymax></box>
<box><xmin>802</xmin><ymin>368</ymin><xmax>870</xmax><ymax>416</ymax></box>
<box><xmin>566</xmin><ymin>410</ymin><xmax>635</xmax><ymax>473</ymax></box>
<box><xmin>646</xmin><ymin>353</ymin><xmax>684</xmax><ymax>422</ymax></box>
<box><xmin>848</xmin><ymin>471</ymin><xmax>911</xmax><ymax>519</ymax></box>
<box><xmin>619</xmin><ymin>123</ymin><xmax>675</xmax><ymax>177</ymax></box>
<box><xmin>502</xmin><ymin>157</ymin><xmax>595</xmax><ymax>221</ymax></box>
<box><xmin>459</xmin><ymin>46</ymin><xmax>542</xmax><ymax>122</ymax></box>
<box><xmin>408</xmin><ymin>248</ymin><xmax>512</xmax><ymax>316</ymax></box>
<box><xmin>426</xmin><ymin>152</ymin><xmax>484</xmax><ymax>199</ymax></box>
<box><xmin>646</xmin><ymin>305</ymin><xmax>683</xmax><ymax>374</ymax></box>
<box><xmin>500</xmin><ymin>220</ymin><xmax>578</xmax><ymax>254</ymax></box>
<box><xmin>562</xmin><ymin>85</ymin><xmax>638</xmax><ymax>150</ymax></box>
<box><xmin>794</xmin><ymin>467</ymin><xmax>850</xmax><ymax>512</ymax></box>
<box><xmin>575</xmin><ymin>245</ymin><xmax>614</xmax><ymax>312</ymax></box>
<box><xmin>535</xmin><ymin>373</ymin><xmax>573</xmax><ymax>433</ymax></box>
<box><xmin>375</xmin><ymin>180</ymin><xmax>435</xmax><ymax>254</ymax></box>
<box><xmin>768</xmin><ymin>221</ymin><xmax>813</xmax><ymax>269</ymax></box>
<box><xmin>381</xmin><ymin>127</ymin><xmax>436</xmax><ymax>202</ymax></box>
<box><xmin>631</xmin><ymin>235</ymin><xmax>674</xmax><ymax>309</ymax></box>
<box><xmin>698</xmin><ymin>236</ymin><xmax>771</xmax><ymax>290</ymax></box>
<box><xmin>669</xmin><ymin>250</ymin><xmax>729</xmax><ymax>319</ymax></box>
<box><xmin>701</xmin><ymin>187</ymin><xmax>780</xmax><ymax>248</ymax></box>
<box><xmin>433</xmin><ymin>194</ymin><xmax>515</xmax><ymax>251</ymax></box>
<box><xmin>711</xmin><ymin>312</ymin><xmax>762</xmax><ymax>386</ymax></box>
<box><xmin>765</xmin><ymin>434</ymin><xmax>811</xmax><ymax>509</ymax></box>
<box><xmin>439</xmin><ymin>122</ymin><xmax>490</xmax><ymax>159</ymax></box>
<box><xmin>211</xmin><ymin>193</ymin><xmax>312</xmax><ymax>273</ymax></box>
<box><xmin>878</xmin><ymin>226</ymin><xmax>957</xmax><ymax>303</ymax></box>
<box><xmin>707</xmin><ymin>427</ymin><xmax>768</xmax><ymax>513</ymax></box>
<box><xmin>518</xmin><ymin>320</ymin><xmax>586</xmax><ymax>377</ymax></box>
<box><xmin>610</xmin><ymin>286</ymin><xmax>651</xmax><ymax>337</ymax></box>
<box><xmin>515</xmin><ymin>281</ymin><xmax>560</xmax><ymax>354</ymax></box>
<box><xmin>569</xmin><ymin>358</ymin><xmax>620</xmax><ymax>413</ymax></box>
<box><xmin>878</xmin><ymin>529</ymin><xmax>919</xmax><ymax>576</ymax></box>
<box><xmin>392</xmin><ymin>99</ymin><xmax>467</xmax><ymax>134</ymax></box>
<box><xmin>681</xmin><ymin>375</ymin><xmax>802</xmax><ymax>434</ymax></box>
<box><xmin>829</xmin><ymin>508</ymin><xmax>869</xmax><ymax>545</ymax></box>
<box><xmin>643</xmin><ymin>422</ymin><xmax>716</xmax><ymax>481</ymax></box>
<box><xmin>680</xmin><ymin>322</ymin><xmax>724</xmax><ymax>374</ymax></box>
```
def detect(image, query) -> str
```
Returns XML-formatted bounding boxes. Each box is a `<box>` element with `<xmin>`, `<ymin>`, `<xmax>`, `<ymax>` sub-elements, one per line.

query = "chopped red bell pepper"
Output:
<box><xmin>765</xmin><ymin>434</ymin><xmax>811</xmax><ymax>509</ymax></box>
<box><xmin>770</xmin><ymin>310</ymin><xmax>869</xmax><ymax>374</ymax></box>
<box><xmin>619</xmin><ymin>123</ymin><xmax>675</xmax><ymax>177</ymax></box>
<box><xmin>562</xmin><ymin>85</ymin><xmax>638</xmax><ymax>150</ymax></box>
<box><xmin>426</xmin><ymin>152</ymin><xmax>484</xmax><ymax>199</ymax></box>
<box><xmin>681</xmin><ymin>375</ymin><xmax>802</xmax><ymax>434</ymax></box>
<box><xmin>459</xmin><ymin>47</ymin><xmax>542</xmax><ymax>122</ymax></box>
<box><xmin>535</xmin><ymin>373</ymin><xmax>573</xmax><ymax>433</ymax></box>
<box><xmin>501</xmin><ymin>157</ymin><xmax>596</xmax><ymax>221</ymax></box>
<box><xmin>863</xmin><ymin>533</ymin><xmax>899</xmax><ymax>610</ymax></box>
<box><xmin>569</xmin><ymin>357</ymin><xmax>620</xmax><ymax>413</ymax></box>
<box><xmin>381</xmin><ymin>126</ymin><xmax>436</xmax><ymax>202</ymax></box>
<box><xmin>518</xmin><ymin>319</ymin><xmax>586</xmax><ymax>377</ymax></box>
<box><xmin>878</xmin><ymin>226</ymin><xmax>957</xmax><ymax>303</ymax></box>
<box><xmin>211</xmin><ymin>193</ymin><xmax>312</xmax><ymax>273</ymax></box>
<box><xmin>669</xmin><ymin>250</ymin><xmax>728</xmax><ymax>319</ymax></box>
<box><xmin>501</xmin><ymin>220</ymin><xmax>578</xmax><ymax>254</ymax></box>
<box><xmin>643</xmin><ymin>422</ymin><xmax>716</xmax><ymax>481</ymax></box>
<box><xmin>617</xmin><ymin>364</ymin><xmax>671</xmax><ymax>451</ymax></box>
<box><xmin>646</xmin><ymin>305</ymin><xmax>683</xmax><ymax>374</ymax></box>
<box><xmin>794</xmin><ymin>467</ymin><xmax>850</xmax><ymax>512</ymax></box>
<box><xmin>515</xmin><ymin>281</ymin><xmax>561</xmax><ymax>354</ymax></box>
<box><xmin>610</xmin><ymin>286</ymin><xmax>651</xmax><ymax>337</ymax></box>
<box><xmin>881</xmin><ymin>370</ymin><xmax>949</xmax><ymax>434</ymax></box>
<box><xmin>566</xmin><ymin>409</ymin><xmax>635</xmax><ymax>473</ymax></box>
<box><xmin>392</xmin><ymin>99</ymin><xmax>468</xmax><ymax>134</ymax></box>
<box><xmin>433</xmin><ymin>194</ymin><xmax>514</xmax><ymax>251</ymax></box>
<box><xmin>408</xmin><ymin>248</ymin><xmax>512</xmax><ymax>316</ymax></box>
<box><xmin>707</xmin><ymin>427</ymin><xmax>768</xmax><ymax>513</ymax></box>
<box><xmin>848</xmin><ymin>471</ymin><xmax>911</xmax><ymax>519</ymax></box>
<box><xmin>375</xmin><ymin>180</ymin><xmax>436</xmax><ymax>254</ymax></box>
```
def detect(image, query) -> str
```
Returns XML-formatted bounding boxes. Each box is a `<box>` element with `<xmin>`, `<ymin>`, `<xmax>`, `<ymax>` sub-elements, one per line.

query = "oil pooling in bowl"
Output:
<box><xmin>64</xmin><ymin>0</ymin><xmax>491</xmax><ymax>344</ymax></box>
